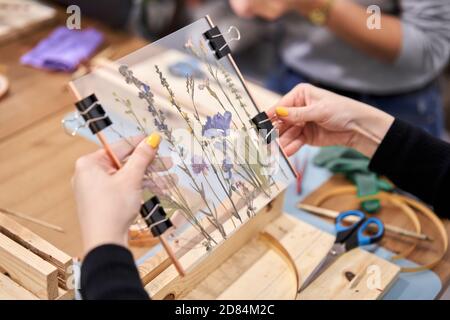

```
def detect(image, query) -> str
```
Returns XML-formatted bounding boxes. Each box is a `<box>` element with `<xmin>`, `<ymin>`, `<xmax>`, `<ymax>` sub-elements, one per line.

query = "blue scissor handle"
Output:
<box><xmin>357</xmin><ymin>217</ymin><xmax>384</xmax><ymax>246</ymax></box>
<box><xmin>335</xmin><ymin>210</ymin><xmax>365</xmax><ymax>234</ymax></box>
<box><xmin>335</xmin><ymin>210</ymin><xmax>384</xmax><ymax>250</ymax></box>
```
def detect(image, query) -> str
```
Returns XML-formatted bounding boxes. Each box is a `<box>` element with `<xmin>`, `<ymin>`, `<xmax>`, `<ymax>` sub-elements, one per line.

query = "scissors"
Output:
<box><xmin>300</xmin><ymin>210</ymin><xmax>385</xmax><ymax>291</ymax></box>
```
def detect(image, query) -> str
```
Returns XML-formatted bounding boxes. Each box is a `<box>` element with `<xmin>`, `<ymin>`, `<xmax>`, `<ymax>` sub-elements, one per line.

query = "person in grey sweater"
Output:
<box><xmin>230</xmin><ymin>0</ymin><xmax>450</xmax><ymax>137</ymax></box>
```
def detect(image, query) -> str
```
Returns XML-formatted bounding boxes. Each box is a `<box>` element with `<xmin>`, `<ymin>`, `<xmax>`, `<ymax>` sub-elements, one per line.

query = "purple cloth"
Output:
<box><xmin>21</xmin><ymin>27</ymin><xmax>103</xmax><ymax>72</ymax></box>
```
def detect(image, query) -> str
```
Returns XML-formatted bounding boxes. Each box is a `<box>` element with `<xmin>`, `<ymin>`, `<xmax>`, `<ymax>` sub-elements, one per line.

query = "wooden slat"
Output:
<box><xmin>218</xmin><ymin>249</ymin><xmax>295</xmax><ymax>300</ymax></box>
<box><xmin>298</xmin><ymin>248</ymin><xmax>400</xmax><ymax>300</ymax></box>
<box><xmin>0</xmin><ymin>212</ymin><xmax>72</xmax><ymax>287</ymax></box>
<box><xmin>184</xmin><ymin>213</ymin><xmax>399</xmax><ymax>300</ymax></box>
<box><xmin>0</xmin><ymin>233</ymin><xmax>58</xmax><ymax>299</ymax></box>
<box><xmin>185</xmin><ymin>214</ymin><xmax>334</xmax><ymax>299</ymax></box>
<box><xmin>0</xmin><ymin>272</ymin><xmax>38</xmax><ymax>300</ymax></box>
<box><xmin>184</xmin><ymin>238</ymin><xmax>268</xmax><ymax>299</ymax></box>
<box><xmin>144</xmin><ymin>190</ymin><xmax>286</xmax><ymax>299</ymax></box>
<box><xmin>56</xmin><ymin>287</ymin><xmax>75</xmax><ymax>300</ymax></box>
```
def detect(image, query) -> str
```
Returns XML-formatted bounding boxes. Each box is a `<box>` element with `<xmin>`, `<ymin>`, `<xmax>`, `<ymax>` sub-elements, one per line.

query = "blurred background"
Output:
<box><xmin>52</xmin><ymin>0</ymin><xmax>450</xmax><ymax>136</ymax></box>
<box><xmin>0</xmin><ymin>0</ymin><xmax>449</xmax><ymax>265</ymax></box>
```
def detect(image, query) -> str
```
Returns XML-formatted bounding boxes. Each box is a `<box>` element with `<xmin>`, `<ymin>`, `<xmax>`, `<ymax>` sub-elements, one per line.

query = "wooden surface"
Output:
<box><xmin>301</xmin><ymin>175</ymin><xmax>450</xmax><ymax>294</ymax></box>
<box><xmin>0</xmin><ymin>233</ymin><xmax>58</xmax><ymax>299</ymax></box>
<box><xmin>298</xmin><ymin>248</ymin><xmax>400</xmax><ymax>300</ymax></box>
<box><xmin>181</xmin><ymin>213</ymin><xmax>399</xmax><ymax>300</ymax></box>
<box><xmin>0</xmin><ymin>9</ymin><xmax>148</xmax><ymax>259</ymax></box>
<box><xmin>0</xmin><ymin>0</ymin><xmax>56</xmax><ymax>44</ymax></box>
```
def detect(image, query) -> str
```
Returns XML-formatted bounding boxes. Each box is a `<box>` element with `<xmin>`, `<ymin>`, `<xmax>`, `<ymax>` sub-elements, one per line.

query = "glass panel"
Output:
<box><xmin>71</xmin><ymin>17</ymin><xmax>296</xmax><ymax>267</ymax></box>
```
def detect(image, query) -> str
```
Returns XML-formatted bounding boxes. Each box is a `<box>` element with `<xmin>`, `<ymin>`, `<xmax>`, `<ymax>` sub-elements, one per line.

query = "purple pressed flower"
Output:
<box><xmin>202</xmin><ymin>111</ymin><xmax>232</xmax><ymax>138</ymax></box>
<box><xmin>222</xmin><ymin>158</ymin><xmax>233</xmax><ymax>180</ymax></box>
<box><xmin>154</xmin><ymin>119</ymin><xmax>168</xmax><ymax>132</ymax></box>
<box><xmin>191</xmin><ymin>155</ymin><xmax>208</xmax><ymax>175</ymax></box>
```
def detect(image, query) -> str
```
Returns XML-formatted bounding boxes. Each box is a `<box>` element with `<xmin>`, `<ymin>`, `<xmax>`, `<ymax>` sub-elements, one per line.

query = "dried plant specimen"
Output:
<box><xmin>119</xmin><ymin>65</ymin><xmax>218</xmax><ymax>245</ymax></box>
<box><xmin>70</xmin><ymin>17</ymin><xmax>296</xmax><ymax>259</ymax></box>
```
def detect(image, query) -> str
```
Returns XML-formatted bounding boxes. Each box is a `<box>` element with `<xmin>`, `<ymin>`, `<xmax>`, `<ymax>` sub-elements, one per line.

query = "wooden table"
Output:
<box><xmin>0</xmin><ymin>7</ymin><xmax>449</xmax><ymax>298</ymax></box>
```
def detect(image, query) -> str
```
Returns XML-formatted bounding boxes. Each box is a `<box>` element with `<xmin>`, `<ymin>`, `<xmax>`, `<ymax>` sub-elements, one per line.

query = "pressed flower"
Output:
<box><xmin>202</xmin><ymin>111</ymin><xmax>232</xmax><ymax>138</ymax></box>
<box><xmin>222</xmin><ymin>158</ymin><xmax>233</xmax><ymax>180</ymax></box>
<box><xmin>191</xmin><ymin>155</ymin><xmax>208</xmax><ymax>175</ymax></box>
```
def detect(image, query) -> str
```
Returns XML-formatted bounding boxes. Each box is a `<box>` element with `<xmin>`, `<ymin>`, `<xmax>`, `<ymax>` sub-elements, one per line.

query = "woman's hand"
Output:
<box><xmin>72</xmin><ymin>133</ymin><xmax>170</xmax><ymax>255</ymax></box>
<box><xmin>267</xmin><ymin>84</ymin><xmax>394</xmax><ymax>157</ymax></box>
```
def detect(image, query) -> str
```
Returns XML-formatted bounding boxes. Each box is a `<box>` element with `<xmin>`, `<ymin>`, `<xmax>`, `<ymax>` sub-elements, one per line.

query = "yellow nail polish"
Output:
<box><xmin>146</xmin><ymin>133</ymin><xmax>161</xmax><ymax>149</ymax></box>
<box><xmin>276</xmin><ymin>106</ymin><xmax>289</xmax><ymax>117</ymax></box>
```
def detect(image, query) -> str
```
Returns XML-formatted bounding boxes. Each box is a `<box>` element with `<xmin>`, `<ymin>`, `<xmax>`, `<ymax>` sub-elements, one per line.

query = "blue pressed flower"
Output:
<box><xmin>202</xmin><ymin>111</ymin><xmax>232</xmax><ymax>138</ymax></box>
<box><xmin>169</xmin><ymin>59</ymin><xmax>205</xmax><ymax>79</ymax></box>
<box><xmin>142</xmin><ymin>83</ymin><xmax>150</xmax><ymax>93</ymax></box>
<box><xmin>191</xmin><ymin>155</ymin><xmax>208</xmax><ymax>175</ymax></box>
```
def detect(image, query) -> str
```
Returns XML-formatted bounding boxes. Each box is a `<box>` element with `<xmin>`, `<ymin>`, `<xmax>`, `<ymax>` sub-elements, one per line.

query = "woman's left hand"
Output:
<box><xmin>72</xmin><ymin>134</ymin><xmax>173</xmax><ymax>255</ymax></box>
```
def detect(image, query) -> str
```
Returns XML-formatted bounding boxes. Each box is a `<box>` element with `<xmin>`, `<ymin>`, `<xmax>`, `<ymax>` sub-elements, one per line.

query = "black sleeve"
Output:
<box><xmin>80</xmin><ymin>244</ymin><xmax>150</xmax><ymax>300</ymax></box>
<box><xmin>369</xmin><ymin>119</ymin><xmax>450</xmax><ymax>219</ymax></box>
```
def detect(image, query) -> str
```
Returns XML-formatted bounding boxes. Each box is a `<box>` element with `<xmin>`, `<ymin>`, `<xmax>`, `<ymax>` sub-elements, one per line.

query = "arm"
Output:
<box><xmin>73</xmin><ymin>134</ymin><xmax>166</xmax><ymax>299</ymax></box>
<box><xmin>81</xmin><ymin>245</ymin><xmax>149</xmax><ymax>300</ymax></box>
<box><xmin>369</xmin><ymin>119</ymin><xmax>450</xmax><ymax>218</ymax></box>
<box><xmin>269</xmin><ymin>84</ymin><xmax>450</xmax><ymax>218</ymax></box>
<box><xmin>231</xmin><ymin>0</ymin><xmax>450</xmax><ymax>69</ymax></box>
<box><xmin>230</xmin><ymin>0</ymin><xmax>401</xmax><ymax>62</ymax></box>
<box><xmin>313</xmin><ymin>0</ymin><xmax>402</xmax><ymax>63</ymax></box>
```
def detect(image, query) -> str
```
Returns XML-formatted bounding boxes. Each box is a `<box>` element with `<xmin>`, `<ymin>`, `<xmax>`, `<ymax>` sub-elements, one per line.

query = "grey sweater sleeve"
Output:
<box><xmin>396</xmin><ymin>0</ymin><xmax>450</xmax><ymax>75</ymax></box>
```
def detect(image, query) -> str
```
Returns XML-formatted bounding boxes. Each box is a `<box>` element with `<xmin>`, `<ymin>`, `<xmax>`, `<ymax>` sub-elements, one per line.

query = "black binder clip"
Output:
<box><xmin>251</xmin><ymin>112</ymin><xmax>276</xmax><ymax>144</ymax></box>
<box><xmin>203</xmin><ymin>26</ymin><xmax>240</xmax><ymax>60</ymax></box>
<box><xmin>62</xmin><ymin>93</ymin><xmax>112</xmax><ymax>136</ymax></box>
<box><xmin>140</xmin><ymin>196</ymin><xmax>173</xmax><ymax>237</ymax></box>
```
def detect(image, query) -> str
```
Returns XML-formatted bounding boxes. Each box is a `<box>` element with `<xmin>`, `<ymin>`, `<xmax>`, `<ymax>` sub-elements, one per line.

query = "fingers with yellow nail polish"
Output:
<box><xmin>146</xmin><ymin>133</ymin><xmax>161</xmax><ymax>149</ymax></box>
<box><xmin>275</xmin><ymin>106</ymin><xmax>289</xmax><ymax>117</ymax></box>
<box><xmin>123</xmin><ymin>133</ymin><xmax>161</xmax><ymax>179</ymax></box>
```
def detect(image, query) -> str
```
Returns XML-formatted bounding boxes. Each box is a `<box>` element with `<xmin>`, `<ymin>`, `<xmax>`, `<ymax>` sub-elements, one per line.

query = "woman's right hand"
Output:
<box><xmin>267</xmin><ymin>84</ymin><xmax>395</xmax><ymax>158</ymax></box>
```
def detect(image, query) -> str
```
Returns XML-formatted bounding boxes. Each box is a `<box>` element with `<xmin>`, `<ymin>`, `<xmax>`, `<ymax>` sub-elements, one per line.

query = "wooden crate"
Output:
<box><xmin>0</xmin><ymin>213</ymin><xmax>74</xmax><ymax>300</ymax></box>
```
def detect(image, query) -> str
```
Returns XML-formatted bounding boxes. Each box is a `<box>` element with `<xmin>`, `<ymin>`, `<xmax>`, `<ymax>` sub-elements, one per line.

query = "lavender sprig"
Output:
<box><xmin>155</xmin><ymin>64</ymin><xmax>230</xmax><ymax>236</ymax></box>
<box><xmin>118</xmin><ymin>65</ymin><xmax>217</xmax><ymax>245</ymax></box>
